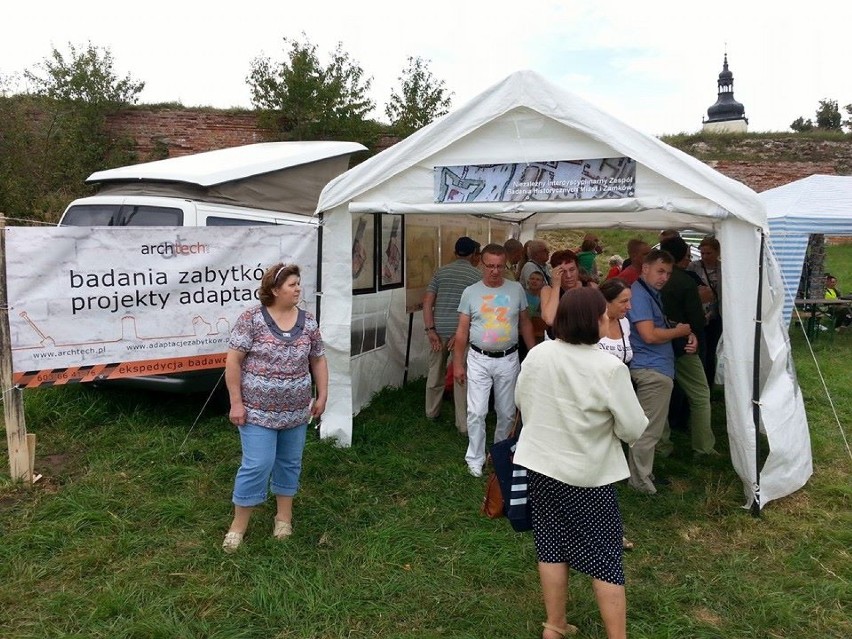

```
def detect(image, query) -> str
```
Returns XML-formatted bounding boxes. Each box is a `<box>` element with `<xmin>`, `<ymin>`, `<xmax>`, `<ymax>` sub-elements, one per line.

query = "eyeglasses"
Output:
<box><xmin>482</xmin><ymin>263</ymin><xmax>504</xmax><ymax>270</ymax></box>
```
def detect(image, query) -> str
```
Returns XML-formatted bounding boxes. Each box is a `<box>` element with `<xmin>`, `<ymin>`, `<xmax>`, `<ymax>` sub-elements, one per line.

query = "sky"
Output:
<box><xmin>3</xmin><ymin>0</ymin><xmax>851</xmax><ymax>136</ymax></box>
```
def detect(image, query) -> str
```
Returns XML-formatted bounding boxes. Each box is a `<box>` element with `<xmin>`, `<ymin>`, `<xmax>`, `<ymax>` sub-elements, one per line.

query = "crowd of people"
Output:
<box><xmin>423</xmin><ymin>231</ymin><xmax>723</xmax><ymax>638</ymax></box>
<box><xmin>218</xmin><ymin>232</ymin><xmax>723</xmax><ymax>639</ymax></box>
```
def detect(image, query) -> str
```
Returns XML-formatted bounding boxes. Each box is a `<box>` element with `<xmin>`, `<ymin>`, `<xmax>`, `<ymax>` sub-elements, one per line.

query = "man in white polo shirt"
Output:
<box><xmin>453</xmin><ymin>243</ymin><xmax>536</xmax><ymax>477</ymax></box>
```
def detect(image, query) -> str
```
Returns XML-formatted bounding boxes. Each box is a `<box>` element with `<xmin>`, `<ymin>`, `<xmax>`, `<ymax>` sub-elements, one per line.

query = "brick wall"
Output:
<box><xmin>104</xmin><ymin>109</ymin><xmax>273</xmax><ymax>160</ymax></box>
<box><xmin>101</xmin><ymin>108</ymin><xmax>852</xmax><ymax>193</ymax></box>
<box><xmin>708</xmin><ymin>161</ymin><xmax>839</xmax><ymax>192</ymax></box>
<box><xmin>670</xmin><ymin>136</ymin><xmax>852</xmax><ymax>191</ymax></box>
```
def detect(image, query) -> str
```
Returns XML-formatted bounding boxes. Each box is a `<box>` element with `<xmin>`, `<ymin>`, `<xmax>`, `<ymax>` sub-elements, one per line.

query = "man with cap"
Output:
<box><xmin>453</xmin><ymin>243</ymin><xmax>536</xmax><ymax>476</ymax></box>
<box><xmin>422</xmin><ymin>236</ymin><xmax>483</xmax><ymax>432</ymax></box>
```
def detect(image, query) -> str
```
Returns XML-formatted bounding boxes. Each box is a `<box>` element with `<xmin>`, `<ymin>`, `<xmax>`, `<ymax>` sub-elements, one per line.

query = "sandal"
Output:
<box><xmin>222</xmin><ymin>531</ymin><xmax>244</xmax><ymax>553</ymax></box>
<box><xmin>273</xmin><ymin>519</ymin><xmax>293</xmax><ymax>539</ymax></box>
<box><xmin>623</xmin><ymin>536</ymin><xmax>635</xmax><ymax>551</ymax></box>
<box><xmin>542</xmin><ymin>621</ymin><xmax>578</xmax><ymax>638</ymax></box>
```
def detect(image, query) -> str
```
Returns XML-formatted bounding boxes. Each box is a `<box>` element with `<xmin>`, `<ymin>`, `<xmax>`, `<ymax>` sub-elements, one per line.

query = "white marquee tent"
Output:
<box><xmin>315</xmin><ymin>70</ymin><xmax>811</xmax><ymax>509</ymax></box>
<box><xmin>762</xmin><ymin>175</ymin><xmax>852</xmax><ymax>324</ymax></box>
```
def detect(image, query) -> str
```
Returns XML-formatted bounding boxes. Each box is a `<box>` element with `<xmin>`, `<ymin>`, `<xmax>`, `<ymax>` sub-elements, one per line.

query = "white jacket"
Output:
<box><xmin>514</xmin><ymin>340</ymin><xmax>648</xmax><ymax>487</ymax></box>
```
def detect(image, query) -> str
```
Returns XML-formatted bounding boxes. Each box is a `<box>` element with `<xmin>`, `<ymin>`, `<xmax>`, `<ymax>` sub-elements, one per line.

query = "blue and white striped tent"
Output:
<box><xmin>762</xmin><ymin>175</ymin><xmax>852</xmax><ymax>325</ymax></box>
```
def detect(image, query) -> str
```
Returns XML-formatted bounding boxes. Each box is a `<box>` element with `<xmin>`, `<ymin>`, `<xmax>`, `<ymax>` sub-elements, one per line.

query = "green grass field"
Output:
<box><xmin>1</xmin><ymin>242</ymin><xmax>850</xmax><ymax>639</ymax></box>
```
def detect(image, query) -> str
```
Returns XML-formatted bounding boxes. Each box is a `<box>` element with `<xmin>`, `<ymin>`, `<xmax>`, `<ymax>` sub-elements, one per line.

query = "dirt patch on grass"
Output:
<box><xmin>0</xmin><ymin>452</ymin><xmax>74</xmax><ymax>511</ymax></box>
<box><xmin>37</xmin><ymin>453</ymin><xmax>72</xmax><ymax>476</ymax></box>
<box><xmin>692</xmin><ymin>606</ymin><xmax>723</xmax><ymax>627</ymax></box>
<box><xmin>770</xmin><ymin>490</ymin><xmax>811</xmax><ymax>514</ymax></box>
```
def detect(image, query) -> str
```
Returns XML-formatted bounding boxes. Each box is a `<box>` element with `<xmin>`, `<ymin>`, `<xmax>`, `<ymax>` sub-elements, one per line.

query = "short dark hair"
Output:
<box><xmin>643</xmin><ymin>248</ymin><xmax>674</xmax><ymax>266</ymax></box>
<box><xmin>660</xmin><ymin>236</ymin><xmax>689</xmax><ymax>262</ymax></box>
<box><xmin>480</xmin><ymin>243</ymin><xmax>506</xmax><ymax>259</ymax></box>
<box><xmin>599</xmin><ymin>277</ymin><xmax>630</xmax><ymax>302</ymax></box>
<box><xmin>699</xmin><ymin>236</ymin><xmax>720</xmax><ymax>252</ymax></box>
<box><xmin>552</xmin><ymin>287</ymin><xmax>606</xmax><ymax>345</ymax></box>
<box><xmin>549</xmin><ymin>249</ymin><xmax>579</xmax><ymax>268</ymax></box>
<box><xmin>259</xmin><ymin>262</ymin><xmax>300</xmax><ymax>306</ymax></box>
<box><xmin>627</xmin><ymin>238</ymin><xmax>650</xmax><ymax>259</ymax></box>
<box><xmin>504</xmin><ymin>238</ymin><xmax>523</xmax><ymax>252</ymax></box>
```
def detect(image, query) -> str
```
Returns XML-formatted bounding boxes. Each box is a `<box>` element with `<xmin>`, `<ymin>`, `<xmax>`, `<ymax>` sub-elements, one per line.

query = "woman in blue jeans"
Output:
<box><xmin>222</xmin><ymin>262</ymin><xmax>328</xmax><ymax>553</ymax></box>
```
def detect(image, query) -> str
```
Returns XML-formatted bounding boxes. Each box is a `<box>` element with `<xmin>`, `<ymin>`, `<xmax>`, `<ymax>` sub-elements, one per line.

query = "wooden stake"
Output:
<box><xmin>27</xmin><ymin>433</ymin><xmax>36</xmax><ymax>480</ymax></box>
<box><xmin>0</xmin><ymin>216</ymin><xmax>33</xmax><ymax>483</ymax></box>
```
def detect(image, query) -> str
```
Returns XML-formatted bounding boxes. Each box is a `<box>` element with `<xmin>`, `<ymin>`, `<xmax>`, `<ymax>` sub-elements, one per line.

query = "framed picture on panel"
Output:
<box><xmin>352</xmin><ymin>213</ymin><xmax>376</xmax><ymax>295</ymax></box>
<box><xmin>379</xmin><ymin>213</ymin><xmax>404</xmax><ymax>290</ymax></box>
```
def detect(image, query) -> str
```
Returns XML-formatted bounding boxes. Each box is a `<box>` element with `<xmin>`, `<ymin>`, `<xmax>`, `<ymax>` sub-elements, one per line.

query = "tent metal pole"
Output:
<box><xmin>315</xmin><ymin>213</ymin><xmax>324</xmax><ymax>326</ymax></box>
<box><xmin>750</xmin><ymin>232</ymin><xmax>766</xmax><ymax>517</ymax></box>
<box><xmin>403</xmin><ymin>313</ymin><xmax>413</xmax><ymax>385</ymax></box>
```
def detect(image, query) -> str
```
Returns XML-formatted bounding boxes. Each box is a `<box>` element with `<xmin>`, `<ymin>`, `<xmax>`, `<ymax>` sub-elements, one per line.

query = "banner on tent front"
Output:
<box><xmin>434</xmin><ymin>157</ymin><xmax>636</xmax><ymax>203</ymax></box>
<box><xmin>5</xmin><ymin>225</ymin><xmax>317</xmax><ymax>387</ymax></box>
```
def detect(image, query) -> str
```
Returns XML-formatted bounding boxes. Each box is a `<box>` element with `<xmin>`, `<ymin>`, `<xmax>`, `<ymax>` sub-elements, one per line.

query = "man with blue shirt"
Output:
<box><xmin>626</xmin><ymin>249</ymin><xmax>695</xmax><ymax>494</ymax></box>
<box><xmin>454</xmin><ymin>243</ymin><xmax>536</xmax><ymax>477</ymax></box>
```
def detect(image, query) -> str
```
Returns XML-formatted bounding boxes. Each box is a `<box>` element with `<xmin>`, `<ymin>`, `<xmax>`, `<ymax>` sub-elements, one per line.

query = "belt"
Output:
<box><xmin>470</xmin><ymin>343</ymin><xmax>518</xmax><ymax>358</ymax></box>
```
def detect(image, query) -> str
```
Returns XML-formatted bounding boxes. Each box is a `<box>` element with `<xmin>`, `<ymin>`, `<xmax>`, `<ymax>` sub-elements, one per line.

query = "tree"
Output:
<box><xmin>0</xmin><ymin>43</ymin><xmax>141</xmax><ymax>221</ymax></box>
<box><xmin>385</xmin><ymin>57</ymin><xmax>453</xmax><ymax>136</ymax></box>
<box><xmin>24</xmin><ymin>42</ymin><xmax>144</xmax><ymax>106</ymax></box>
<box><xmin>247</xmin><ymin>34</ymin><xmax>375</xmax><ymax>140</ymax></box>
<box><xmin>814</xmin><ymin>98</ymin><xmax>842</xmax><ymax>131</ymax></box>
<box><xmin>790</xmin><ymin>116</ymin><xmax>814</xmax><ymax>132</ymax></box>
<box><xmin>843</xmin><ymin>103</ymin><xmax>852</xmax><ymax>132</ymax></box>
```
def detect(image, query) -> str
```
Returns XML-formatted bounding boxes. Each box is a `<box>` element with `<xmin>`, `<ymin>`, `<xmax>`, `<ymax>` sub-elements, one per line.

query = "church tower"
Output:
<box><xmin>702</xmin><ymin>53</ymin><xmax>748</xmax><ymax>133</ymax></box>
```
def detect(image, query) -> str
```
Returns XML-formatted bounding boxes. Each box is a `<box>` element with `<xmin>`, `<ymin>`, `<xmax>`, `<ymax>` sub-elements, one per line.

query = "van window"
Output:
<box><xmin>206</xmin><ymin>216</ymin><xmax>274</xmax><ymax>226</ymax></box>
<box><xmin>61</xmin><ymin>204</ymin><xmax>184</xmax><ymax>227</ymax></box>
<box><xmin>61</xmin><ymin>204</ymin><xmax>120</xmax><ymax>226</ymax></box>
<box><xmin>122</xmin><ymin>206</ymin><xmax>183</xmax><ymax>226</ymax></box>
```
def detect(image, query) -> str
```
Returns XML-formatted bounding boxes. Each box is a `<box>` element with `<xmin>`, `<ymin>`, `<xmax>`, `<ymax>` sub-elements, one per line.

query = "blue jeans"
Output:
<box><xmin>232</xmin><ymin>423</ymin><xmax>308</xmax><ymax>507</ymax></box>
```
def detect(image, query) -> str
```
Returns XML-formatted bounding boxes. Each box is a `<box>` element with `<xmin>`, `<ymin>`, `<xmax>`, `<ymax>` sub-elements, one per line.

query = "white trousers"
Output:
<box><xmin>464</xmin><ymin>349</ymin><xmax>520</xmax><ymax>470</ymax></box>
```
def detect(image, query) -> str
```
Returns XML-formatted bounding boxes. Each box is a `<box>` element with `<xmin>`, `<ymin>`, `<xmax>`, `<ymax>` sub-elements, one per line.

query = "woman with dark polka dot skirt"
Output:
<box><xmin>515</xmin><ymin>288</ymin><xmax>648</xmax><ymax>639</ymax></box>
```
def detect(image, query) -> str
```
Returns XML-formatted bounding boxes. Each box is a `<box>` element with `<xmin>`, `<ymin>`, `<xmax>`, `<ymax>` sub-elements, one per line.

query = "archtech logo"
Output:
<box><xmin>141</xmin><ymin>236</ymin><xmax>210</xmax><ymax>259</ymax></box>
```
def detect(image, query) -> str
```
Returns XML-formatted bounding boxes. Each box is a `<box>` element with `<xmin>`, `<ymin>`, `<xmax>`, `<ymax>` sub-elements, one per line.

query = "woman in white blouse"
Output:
<box><xmin>515</xmin><ymin>288</ymin><xmax>648</xmax><ymax>639</ymax></box>
<box><xmin>598</xmin><ymin>277</ymin><xmax>636</xmax><ymax>553</ymax></box>
<box><xmin>598</xmin><ymin>278</ymin><xmax>633</xmax><ymax>366</ymax></box>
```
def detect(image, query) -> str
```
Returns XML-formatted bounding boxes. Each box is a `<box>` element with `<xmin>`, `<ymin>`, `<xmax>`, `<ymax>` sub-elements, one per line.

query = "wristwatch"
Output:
<box><xmin>425</xmin><ymin>326</ymin><xmax>436</xmax><ymax>333</ymax></box>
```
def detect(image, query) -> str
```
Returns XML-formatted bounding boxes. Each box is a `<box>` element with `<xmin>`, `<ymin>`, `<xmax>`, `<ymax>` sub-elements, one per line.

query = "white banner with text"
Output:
<box><xmin>434</xmin><ymin>157</ymin><xmax>636</xmax><ymax>203</ymax></box>
<box><xmin>5</xmin><ymin>225</ymin><xmax>317</xmax><ymax>387</ymax></box>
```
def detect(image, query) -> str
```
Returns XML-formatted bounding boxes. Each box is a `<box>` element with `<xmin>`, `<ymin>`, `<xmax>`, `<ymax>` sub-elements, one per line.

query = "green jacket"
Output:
<box><xmin>661</xmin><ymin>266</ymin><xmax>706</xmax><ymax>341</ymax></box>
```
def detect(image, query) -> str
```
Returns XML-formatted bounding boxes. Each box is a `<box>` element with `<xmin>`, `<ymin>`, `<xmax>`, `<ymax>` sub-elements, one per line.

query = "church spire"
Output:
<box><xmin>702</xmin><ymin>52</ymin><xmax>748</xmax><ymax>132</ymax></box>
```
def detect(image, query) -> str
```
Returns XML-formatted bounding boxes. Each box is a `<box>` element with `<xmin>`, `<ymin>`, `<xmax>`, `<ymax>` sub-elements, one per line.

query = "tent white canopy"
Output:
<box><xmin>762</xmin><ymin>175</ymin><xmax>852</xmax><ymax>324</ymax></box>
<box><xmin>316</xmin><ymin>70</ymin><xmax>811</xmax><ymax>509</ymax></box>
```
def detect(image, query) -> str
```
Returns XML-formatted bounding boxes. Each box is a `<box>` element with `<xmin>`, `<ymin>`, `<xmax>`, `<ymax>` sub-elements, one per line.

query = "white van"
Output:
<box><xmin>59</xmin><ymin>141</ymin><xmax>366</xmax><ymax>394</ymax></box>
<box><xmin>61</xmin><ymin>194</ymin><xmax>315</xmax><ymax>229</ymax></box>
<box><xmin>60</xmin><ymin>140</ymin><xmax>366</xmax><ymax>229</ymax></box>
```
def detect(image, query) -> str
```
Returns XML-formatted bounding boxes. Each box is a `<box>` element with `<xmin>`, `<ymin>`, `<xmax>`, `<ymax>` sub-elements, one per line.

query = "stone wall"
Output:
<box><xmin>100</xmin><ymin>108</ymin><xmax>852</xmax><ymax>193</ymax></box>
<box><xmin>707</xmin><ymin>161</ymin><xmax>840</xmax><ymax>192</ymax></box>
<box><xmin>668</xmin><ymin>135</ymin><xmax>852</xmax><ymax>190</ymax></box>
